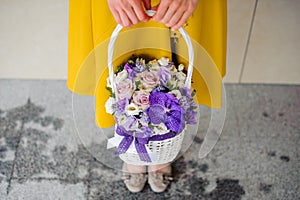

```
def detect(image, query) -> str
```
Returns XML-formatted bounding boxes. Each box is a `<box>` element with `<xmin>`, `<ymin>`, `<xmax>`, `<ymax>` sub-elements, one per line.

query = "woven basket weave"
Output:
<box><xmin>118</xmin><ymin>130</ymin><xmax>185</xmax><ymax>165</ymax></box>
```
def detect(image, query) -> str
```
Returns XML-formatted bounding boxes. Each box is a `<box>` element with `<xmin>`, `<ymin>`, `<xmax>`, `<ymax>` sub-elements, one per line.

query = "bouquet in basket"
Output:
<box><xmin>105</xmin><ymin>56</ymin><xmax>197</xmax><ymax>162</ymax></box>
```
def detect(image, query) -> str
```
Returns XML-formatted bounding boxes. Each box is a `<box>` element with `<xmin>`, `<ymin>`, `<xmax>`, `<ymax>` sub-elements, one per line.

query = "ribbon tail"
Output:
<box><xmin>115</xmin><ymin>136</ymin><xmax>134</xmax><ymax>155</ymax></box>
<box><xmin>107</xmin><ymin>134</ymin><xmax>124</xmax><ymax>149</ymax></box>
<box><xmin>134</xmin><ymin>139</ymin><xmax>151</xmax><ymax>162</ymax></box>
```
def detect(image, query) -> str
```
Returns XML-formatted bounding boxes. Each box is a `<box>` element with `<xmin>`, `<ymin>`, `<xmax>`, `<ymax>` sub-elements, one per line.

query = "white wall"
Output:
<box><xmin>0</xmin><ymin>0</ymin><xmax>299</xmax><ymax>84</ymax></box>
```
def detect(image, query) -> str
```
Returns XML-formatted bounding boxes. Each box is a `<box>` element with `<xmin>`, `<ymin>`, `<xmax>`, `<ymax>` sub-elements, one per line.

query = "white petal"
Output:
<box><xmin>158</xmin><ymin>57</ymin><xmax>169</xmax><ymax>66</ymax></box>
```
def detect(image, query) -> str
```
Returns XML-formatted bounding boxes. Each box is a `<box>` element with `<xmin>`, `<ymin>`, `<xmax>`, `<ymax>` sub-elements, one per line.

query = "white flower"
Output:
<box><xmin>148</xmin><ymin>60</ymin><xmax>160</xmax><ymax>71</ymax></box>
<box><xmin>105</xmin><ymin>97</ymin><xmax>115</xmax><ymax>114</ymax></box>
<box><xmin>170</xmin><ymin>90</ymin><xmax>182</xmax><ymax>99</ymax></box>
<box><xmin>125</xmin><ymin>103</ymin><xmax>140</xmax><ymax>116</ymax></box>
<box><xmin>169</xmin><ymin>64</ymin><xmax>178</xmax><ymax>74</ymax></box>
<box><xmin>178</xmin><ymin>64</ymin><xmax>185</xmax><ymax>71</ymax></box>
<box><xmin>176</xmin><ymin>71</ymin><xmax>186</xmax><ymax>81</ymax></box>
<box><xmin>153</xmin><ymin>123</ymin><xmax>169</xmax><ymax>135</ymax></box>
<box><xmin>115</xmin><ymin>70</ymin><xmax>128</xmax><ymax>84</ymax></box>
<box><xmin>175</xmin><ymin>71</ymin><xmax>187</xmax><ymax>88</ymax></box>
<box><xmin>136</xmin><ymin>58</ymin><xmax>146</xmax><ymax>65</ymax></box>
<box><xmin>117</xmin><ymin>115</ymin><xmax>128</xmax><ymax>126</ymax></box>
<box><xmin>158</xmin><ymin>57</ymin><xmax>169</xmax><ymax>66</ymax></box>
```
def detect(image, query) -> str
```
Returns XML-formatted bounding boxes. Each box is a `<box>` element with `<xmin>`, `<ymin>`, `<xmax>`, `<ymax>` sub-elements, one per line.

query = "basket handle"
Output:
<box><xmin>108</xmin><ymin>10</ymin><xmax>194</xmax><ymax>97</ymax></box>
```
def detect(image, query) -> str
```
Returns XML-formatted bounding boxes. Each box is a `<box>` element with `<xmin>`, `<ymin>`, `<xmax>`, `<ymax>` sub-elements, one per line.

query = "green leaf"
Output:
<box><xmin>191</xmin><ymin>106</ymin><xmax>198</xmax><ymax>110</ymax></box>
<box><xmin>135</xmin><ymin>80</ymin><xmax>141</xmax><ymax>89</ymax></box>
<box><xmin>116</xmin><ymin>64</ymin><xmax>124</xmax><ymax>73</ymax></box>
<box><xmin>146</xmin><ymin>63</ymin><xmax>152</xmax><ymax>70</ymax></box>
<box><xmin>148</xmin><ymin>124</ymin><xmax>155</xmax><ymax>129</ymax></box>
<box><xmin>128</xmin><ymin>60</ymin><xmax>134</xmax><ymax>65</ymax></box>
<box><xmin>105</xmin><ymin>86</ymin><xmax>115</xmax><ymax>98</ymax></box>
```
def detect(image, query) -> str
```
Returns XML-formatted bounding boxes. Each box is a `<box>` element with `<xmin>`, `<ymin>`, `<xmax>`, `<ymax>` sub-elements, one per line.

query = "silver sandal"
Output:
<box><xmin>122</xmin><ymin>163</ymin><xmax>148</xmax><ymax>193</ymax></box>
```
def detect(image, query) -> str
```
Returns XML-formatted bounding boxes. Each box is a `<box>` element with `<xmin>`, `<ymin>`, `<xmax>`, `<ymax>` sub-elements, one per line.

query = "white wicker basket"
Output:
<box><xmin>118</xmin><ymin>130</ymin><xmax>185</xmax><ymax>165</ymax></box>
<box><xmin>107</xmin><ymin>10</ymin><xmax>194</xmax><ymax>165</ymax></box>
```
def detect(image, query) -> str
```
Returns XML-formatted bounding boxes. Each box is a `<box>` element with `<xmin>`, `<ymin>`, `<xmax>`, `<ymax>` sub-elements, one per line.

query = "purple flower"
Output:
<box><xmin>178</xmin><ymin>87</ymin><xmax>197</xmax><ymax>124</ymax></box>
<box><xmin>157</xmin><ymin>67</ymin><xmax>171</xmax><ymax>86</ymax></box>
<box><xmin>123</xmin><ymin>116</ymin><xmax>138</xmax><ymax>131</ymax></box>
<box><xmin>184</xmin><ymin>109</ymin><xmax>197</xmax><ymax>124</ymax></box>
<box><xmin>151</xmin><ymin>85</ymin><xmax>169</xmax><ymax>93</ymax></box>
<box><xmin>124</xmin><ymin>63</ymin><xmax>133</xmax><ymax>73</ymax></box>
<box><xmin>124</xmin><ymin>61</ymin><xmax>145</xmax><ymax>80</ymax></box>
<box><xmin>114</xmin><ymin>98</ymin><xmax>128</xmax><ymax>117</ymax></box>
<box><xmin>166</xmin><ymin>62</ymin><xmax>174</xmax><ymax>68</ymax></box>
<box><xmin>139</xmin><ymin>112</ymin><xmax>150</xmax><ymax>125</ymax></box>
<box><xmin>135</xmin><ymin>126</ymin><xmax>152</xmax><ymax>138</ymax></box>
<box><xmin>147</xmin><ymin>91</ymin><xmax>185</xmax><ymax>133</ymax></box>
<box><xmin>135</xmin><ymin>61</ymin><xmax>146</xmax><ymax>72</ymax></box>
<box><xmin>146</xmin><ymin>104</ymin><xmax>166</xmax><ymax>124</ymax></box>
<box><xmin>179</xmin><ymin>87</ymin><xmax>196</xmax><ymax>110</ymax></box>
<box><xmin>180</xmin><ymin>87</ymin><xmax>193</xmax><ymax>99</ymax></box>
<box><xmin>124</xmin><ymin>63</ymin><xmax>136</xmax><ymax>80</ymax></box>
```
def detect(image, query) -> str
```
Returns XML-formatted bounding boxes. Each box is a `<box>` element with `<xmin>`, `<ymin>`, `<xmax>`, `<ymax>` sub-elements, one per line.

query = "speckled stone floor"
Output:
<box><xmin>0</xmin><ymin>80</ymin><xmax>299</xmax><ymax>200</ymax></box>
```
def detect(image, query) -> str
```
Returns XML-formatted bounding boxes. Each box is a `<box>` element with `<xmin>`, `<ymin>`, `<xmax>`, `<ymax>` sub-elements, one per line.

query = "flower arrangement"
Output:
<box><xmin>105</xmin><ymin>56</ymin><xmax>197</xmax><ymax>162</ymax></box>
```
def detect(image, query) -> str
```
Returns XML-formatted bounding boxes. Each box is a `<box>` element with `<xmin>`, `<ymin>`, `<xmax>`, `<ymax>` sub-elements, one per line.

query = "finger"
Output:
<box><xmin>166</xmin><ymin>9</ymin><xmax>184</xmax><ymax>27</ymax></box>
<box><xmin>110</xmin><ymin>8</ymin><xmax>122</xmax><ymax>25</ymax></box>
<box><xmin>130</xmin><ymin>0</ymin><xmax>149</xmax><ymax>21</ymax></box>
<box><xmin>142</xmin><ymin>0</ymin><xmax>151</xmax><ymax>10</ymax></box>
<box><xmin>152</xmin><ymin>3</ymin><xmax>168</xmax><ymax>22</ymax></box>
<box><xmin>160</xmin><ymin>5</ymin><xmax>177</xmax><ymax>25</ymax></box>
<box><xmin>125</xmin><ymin>7</ymin><xmax>139</xmax><ymax>25</ymax></box>
<box><xmin>172</xmin><ymin>10</ymin><xmax>193</xmax><ymax>31</ymax></box>
<box><xmin>119</xmin><ymin>9</ymin><xmax>132</xmax><ymax>27</ymax></box>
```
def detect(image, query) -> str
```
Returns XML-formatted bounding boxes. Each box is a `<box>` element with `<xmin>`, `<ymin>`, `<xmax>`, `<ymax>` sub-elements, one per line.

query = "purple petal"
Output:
<box><xmin>117</xmin><ymin>98</ymin><xmax>128</xmax><ymax>110</ymax></box>
<box><xmin>180</xmin><ymin>87</ymin><xmax>192</xmax><ymax>99</ymax></box>
<box><xmin>124</xmin><ymin>63</ymin><xmax>133</xmax><ymax>72</ymax></box>
<box><xmin>124</xmin><ymin>63</ymin><xmax>137</xmax><ymax>80</ymax></box>
<box><xmin>135</xmin><ymin>126</ymin><xmax>152</xmax><ymax>138</ymax></box>
<box><xmin>158</xmin><ymin>67</ymin><xmax>171</xmax><ymax>86</ymax></box>
<box><xmin>185</xmin><ymin>110</ymin><xmax>197</xmax><ymax>124</ymax></box>
<box><xmin>149</xmin><ymin>92</ymin><xmax>168</xmax><ymax>106</ymax></box>
<box><xmin>165</xmin><ymin>98</ymin><xmax>181</xmax><ymax>111</ymax></box>
<box><xmin>123</xmin><ymin>116</ymin><xmax>138</xmax><ymax>131</ymax></box>
<box><xmin>165</xmin><ymin>110</ymin><xmax>185</xmax><ymax>133</ymax></box>
<box><xmin>147</xmin><ymin>104</ymin><xmax>165</xmax><ymax>124</ymax></box>
<box><xmin>134</xmin><ymin>62</ymin><xmax>145</xmax><ymax>72</ymax></box>
<box><xmin>139</xmin><ymin>112</ymin><xmax>150</xmax><ymax>124</ymax></box>
<box><xmin>151</xmin><ymin>86</ymin><xmax>169</xmax><ymax>93</ymax></box>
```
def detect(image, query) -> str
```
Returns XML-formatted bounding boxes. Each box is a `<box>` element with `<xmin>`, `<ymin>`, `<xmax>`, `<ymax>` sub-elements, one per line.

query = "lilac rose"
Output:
<box><xmin>140</xmin><ymin>71</ymin><xmax>160</xmax><ymax>89</ymax></box>
<box><xmin>116</xmin><ymin>79</ymin><xmax>134</xmax><ymax>100</ymax></box>
<box><xmin>157</xmin><ymin>67</ymin><xmax>171</xmax><ymax>86</ymax></box>
<box><xmin>132</xmin><ymin>91</ymin><xmax>150</xmax><ymax>110</ymax></box>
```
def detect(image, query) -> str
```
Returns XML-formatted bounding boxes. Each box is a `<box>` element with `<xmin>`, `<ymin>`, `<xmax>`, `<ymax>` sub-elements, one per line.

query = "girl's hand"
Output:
<box><xmin>152</xmin><ymin>0</ymin><xmax>199</xmax><ymax>31</ymax></box>
<box><xmin>107</xmin><ymin>0</ymin><xmax>151</xmax><ymax>27</ymax></box>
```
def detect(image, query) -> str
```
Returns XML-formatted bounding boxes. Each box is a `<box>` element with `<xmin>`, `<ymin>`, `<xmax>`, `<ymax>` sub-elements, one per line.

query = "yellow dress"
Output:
<box><xmin>67</xmin><ymin>0</ymin><xmax>227</xmax><ymax>128</ymax></box>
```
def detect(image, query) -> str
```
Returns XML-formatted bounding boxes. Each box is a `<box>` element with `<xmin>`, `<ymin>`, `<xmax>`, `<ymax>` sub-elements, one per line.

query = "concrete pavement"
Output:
<box><xmin>0</xmin><ymin>80</ymin><xmax>299</xmax><ymax>199</ymax></box>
